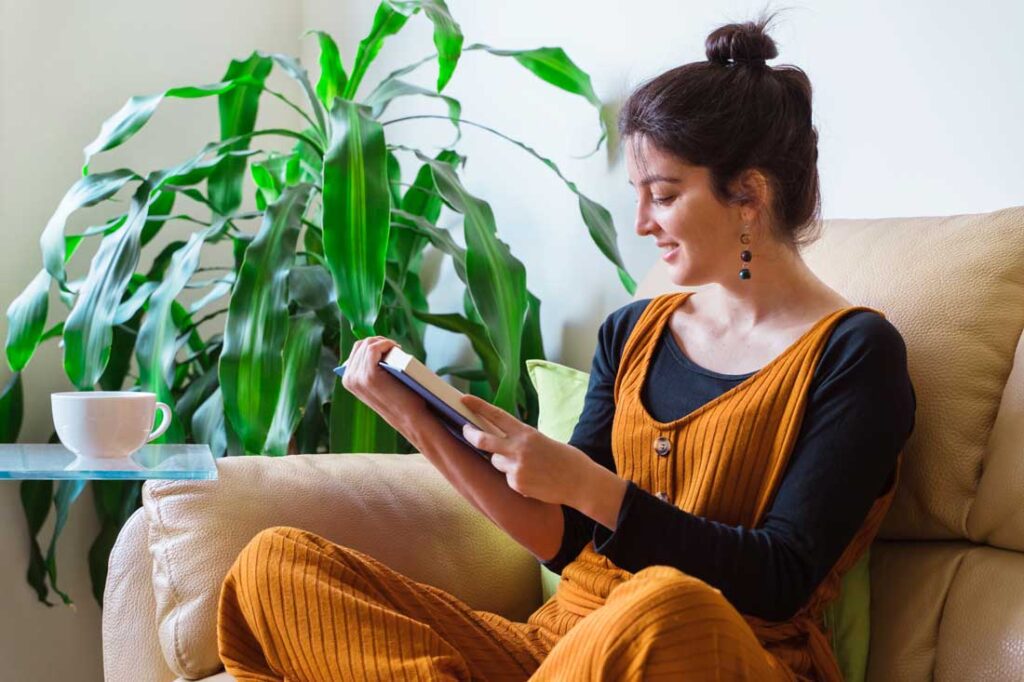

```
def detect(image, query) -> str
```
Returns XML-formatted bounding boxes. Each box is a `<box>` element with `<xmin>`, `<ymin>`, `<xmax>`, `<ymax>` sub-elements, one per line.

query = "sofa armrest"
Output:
<box><xmin>102</xmin><ymin>506</ymin><xmax>176</xmax><ymax>682</ymax></box>
<box><xmin>135</xmin><ymin>452</ymin><xmax>543</xmax><ymax>680</ymax></box>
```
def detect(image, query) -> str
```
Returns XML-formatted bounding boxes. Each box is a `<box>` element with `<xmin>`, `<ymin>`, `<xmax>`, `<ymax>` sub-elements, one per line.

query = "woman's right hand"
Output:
<box><xmin>340</xmin><ymin>336</ymin><xmax>427</xmax><ymax>428</ymax></box>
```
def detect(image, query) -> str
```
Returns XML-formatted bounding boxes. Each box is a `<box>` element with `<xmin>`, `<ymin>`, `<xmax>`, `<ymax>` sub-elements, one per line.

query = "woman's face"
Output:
<box><xmin>625</xmin><ymin>135</ymin><xmax>747</xmax><ymax>287</ymax></box>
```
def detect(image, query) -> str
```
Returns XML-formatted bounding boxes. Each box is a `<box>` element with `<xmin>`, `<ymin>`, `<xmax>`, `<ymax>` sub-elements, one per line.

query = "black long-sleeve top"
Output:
<box><xmin>542</xmin><ymin>298</ymin><xmax>916</xmax><ymax>622</ymax></box>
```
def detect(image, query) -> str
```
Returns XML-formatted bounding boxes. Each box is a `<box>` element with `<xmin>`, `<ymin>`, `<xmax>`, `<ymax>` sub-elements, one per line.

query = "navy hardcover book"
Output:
<box><xmin>333</xmin><ymin>361</ymin><xmax>493</xmax><ymax>460</ymax></box>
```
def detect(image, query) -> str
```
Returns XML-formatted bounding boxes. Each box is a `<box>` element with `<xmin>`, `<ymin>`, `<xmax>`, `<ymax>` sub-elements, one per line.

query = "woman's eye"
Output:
<box><xmin>652</xmin><ymin>196</ymin><xmax>674</xmax><ymax>206</ymax></box>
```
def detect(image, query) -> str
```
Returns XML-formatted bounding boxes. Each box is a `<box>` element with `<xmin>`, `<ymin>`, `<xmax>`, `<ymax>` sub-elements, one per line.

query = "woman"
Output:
<box><xmin>217</xmin><ymin>12</ymin><xmax>916</xmax><ymax>681</ymax></box>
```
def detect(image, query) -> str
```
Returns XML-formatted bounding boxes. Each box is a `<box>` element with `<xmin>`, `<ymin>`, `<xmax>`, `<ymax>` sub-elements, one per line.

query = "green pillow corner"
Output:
<box><xmin>525</xmin><ymin>359</ymin><xmax>871</xmax><ymax>681</ymax></box>
<box><xmin>525</xmin><ymin>359</ymin><xmax>590</xmax><ymax>603</ymax></box>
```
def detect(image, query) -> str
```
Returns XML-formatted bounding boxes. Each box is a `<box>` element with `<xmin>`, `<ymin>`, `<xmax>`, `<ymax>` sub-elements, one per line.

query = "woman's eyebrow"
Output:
<box><xmin>627</xmin><ymin>174</ymin><xmax>681</xmax><ymax>187</ymax></box>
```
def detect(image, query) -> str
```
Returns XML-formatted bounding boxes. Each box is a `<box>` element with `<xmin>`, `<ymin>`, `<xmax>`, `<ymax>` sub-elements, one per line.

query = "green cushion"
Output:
<box><xmin>525</xmin><ymin>358</ymin><xmax>869</xmax><ymax>681</ymax></box>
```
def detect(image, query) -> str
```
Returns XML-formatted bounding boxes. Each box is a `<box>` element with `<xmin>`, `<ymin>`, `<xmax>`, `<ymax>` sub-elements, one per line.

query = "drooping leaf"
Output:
<box><xmin>412</xmin><ymin>151</ymin><xmax>528</xmax><ymax>412</ymax></box>
<box><xmin>40</xmin><ymin>169</ymin><xmax>139</xmax><ymax>284</ymax></box>
<box><xmin>264</xmin><ymin>312</ymin><xmax>323</xmax><ymax>455</ymax></box>
<box><xmin>135</xmin><ymin>226</ymin><xmax>219</xmax><ymax>444</ymax></box>
<box><xmin>342</xmin><ymin>1</ymin><xmax>418</xmax><ymax>100</ymax></box>
<box><xmin>139</xmin><ymin>190</ymin><xmax>176</xmax><ymax>247</ymax></box>
<box><xmin>322</xmin><ymin>99</ymin><xmax>391</xmax><ymax>338</ymax></box>
<box><xmin>192</xmin><ymin>387</ymin><xmax>227</xmax><ymax>459</ymax></box>
<box><xmin>45</xmin><ymin>480</ymin><xmax>87</xmax><ymax>605</ymax></box>
<box><xmin>88</xmin><ymin>480</ymin><xmax>141</xmax><ymax>606</ymax></box>
<box><xmin>62</xmin><ymin>183</ymin><xmax>154</xmax><ymax>388</ymax></box>
<box><xmin>219</xmin><ymin>184</ymin><xmax>313</xmax><ymax>453</ymax></box>
<box><xmin>63</xmin><ymin>148</ymin><xmax>224</xmax><ymax>388</ymax></box>
<box><xmin>307</xmin><ymin>31</ymin><xmax>348</xmax><ymax>109</ymax></box>
<box><xmin>364</xmin><ymin>78</ymin><xmax>461</xmax><ymax>146</ymax></box>
<box><xmin>464</xmin><ymin>43</ymin><xmax>605</xmax><ymax>155</ymax></box>
<box><xmin>81</xmin><ymin>78</ymin><xmax>264</xmax><ymax>175</ymax></box>
<box><xmin>19</xmin><ymin>479</ymin><xmax>53</xmax><ymax>605</ymax></box>
<box><xmin>208</xmin><ymin>52</ymin><xmax>274</xmax><ymax>216</ymax></box>
<box><xmin>257</xmin><ymin>52</ymin><xmax>329</xmax><ymax>138</ymax></box>
<box><xmin>5</xmin><ymin>271</ymin><xmax>50</xmax><ymax>372</ymax></box>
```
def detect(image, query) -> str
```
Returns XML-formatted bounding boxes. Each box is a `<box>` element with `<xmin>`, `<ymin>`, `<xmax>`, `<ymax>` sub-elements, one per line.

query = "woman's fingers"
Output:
<box><xmin>462</xmin><ymin>423</ymin><xmax>499</xmax><ymax>453</ymax></box>
<box><xmin>459</xmin><ymin>394</ymin><xmax>519</xmax><ymax>434</ymax></box>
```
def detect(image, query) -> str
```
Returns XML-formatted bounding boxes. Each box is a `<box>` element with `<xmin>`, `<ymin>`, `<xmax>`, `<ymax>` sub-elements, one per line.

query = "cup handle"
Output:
<box><xmin>147</xmin><ymin>402</ymin><xmax>173</xmax><ymax>442</ymax></box>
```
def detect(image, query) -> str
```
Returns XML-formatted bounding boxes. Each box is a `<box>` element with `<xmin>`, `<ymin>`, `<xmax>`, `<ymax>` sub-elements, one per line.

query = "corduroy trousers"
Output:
<box><xmin>217</xmin><ymin>526</ymin><xmax>794</xmax><ymax>681</ymax></box>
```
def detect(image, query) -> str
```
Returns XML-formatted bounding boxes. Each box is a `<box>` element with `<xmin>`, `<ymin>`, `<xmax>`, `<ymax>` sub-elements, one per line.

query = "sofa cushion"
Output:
<box><xmin>143</xmin><ymin>453</ymin><xmax>543</xmax><ymax>680</ymax></box>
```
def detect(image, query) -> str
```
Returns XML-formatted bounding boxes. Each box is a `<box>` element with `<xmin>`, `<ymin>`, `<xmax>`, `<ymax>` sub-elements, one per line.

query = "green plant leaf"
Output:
<box><xmin>257</xmin><ymin>52</ymin><xmax>329</xmax><ymax>139</ymax></box>
<box><xmin>464</xmin><ymin>43</ymin><xmax>605</xmax><ymax>155</ymax></box>
<box><xmin>19</xmin><ymin>479</ymin><xmax>53</xmax><ymax>606</ymax></box>
<box><xmin>139</xmin><ymin>190</ymin><xmax>176</xmax><ymax>247</ymax></box>
<box><xmin>390</xmin><ymin>0</ymin><xmax>463</xmax><ymax>92</ymax></box>
<box><xmin>411</xmin><ymin>310</ymin><xmax>502</xmax><ymax>387</ymax></box>
<box><xmin>343</xmin><ymin>1</ymin><xmax>417</xmax><ymax>100</ymax></box>
<box><xmin>364</xmin><ymin>78</ymin><xmax>462</xmax><ymax>146</ymax></box>
<box><xmin>307</xmin><ymin>30</ymin><xmax>349</xmax><ymax>109</ymax></box>
<box><xmin>5</xmin><ymin>271</ymin><xmax>50</xmax><ymax>372</ymax></box>
<box><xmin>208</xmin><ymin>52</ymin><xmax>274</xmax><ymax>216</ymax></box>
<box><xmin>63</xmin><ymin>148</ymin><xmax>223</xmax><ymax>389</ymax></box>
<box><xmin>135</xmin><ymin>226</ymin><xmax>219</xmax><ymax>444</ymax></box>
<box><xmin>88</xmin><ymin>480</ymin><xmax>141</xmax><ymax>606</ymax></box>
<box><xmin>394</xmin><ymin>131</ymin><xmax>636</xmax><ymax>294</ymax></box>
<box><xmin>81</xmin><ymin>78</ymin><xmax>264</xmax><ymax>175</ymax></box>
<box><xmin>192</xmin><ymin>387</ymin><xmax>227</xmax><ymax>458</ymax></box>
<box><xmin>45</xmin><ymin>479</ymin><xmax>87</xmax><ymax>605</ymax></box>
<box><xmin>62</xmin><ymin>183</ymin><xmax>154</xmax><ymax>388</ymax></box>
<box><xmin>330</xmin><ymin>315</ymin><xmax>399</xmax><ymax>454</ymax></box>
<box><xmin>219</xmin><ymin>184</ymin><xmax>313</xmax><ymax>453</ymax></box>
<box><xmin>264</xmin><ymin>312</ymin><xmax>323</xmax><ymax>455</ymax></box>
<box><xmin>322</xmin><ymin>99</ymin><xmax>391</xmax><ymax>338</ymax></box>
<box><xmin>1</xmin><ymin>371</ymin><xmax>23</xmax><ymax>443</ymax></box>
<box><xmin>40</xmin><ymin>169</ymin><xmax>139</xmax><ymax>284</ymax></box>
<box><xmin>411</xmin><ymin>151</ymin><xmax>528</xmax><ymax>411</ymax></box>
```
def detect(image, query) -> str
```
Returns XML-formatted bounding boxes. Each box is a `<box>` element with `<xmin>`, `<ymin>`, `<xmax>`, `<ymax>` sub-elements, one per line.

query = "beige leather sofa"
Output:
<box><xmin>103</xmin><ymin>206</ymin><xmax>1024</xmax><ymax>681</ymax></box>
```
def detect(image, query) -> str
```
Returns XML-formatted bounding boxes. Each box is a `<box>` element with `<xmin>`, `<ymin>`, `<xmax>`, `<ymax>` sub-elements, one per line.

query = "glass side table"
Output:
<box><xmin>0</xmin><ymin>444</ymin><xmax>218</xmax><ymax>480</ymax></box>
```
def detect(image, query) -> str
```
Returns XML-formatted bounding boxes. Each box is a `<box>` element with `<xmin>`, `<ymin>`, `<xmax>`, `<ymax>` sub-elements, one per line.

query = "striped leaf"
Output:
<box><xmin>5</xmin><ymin>271</ymin><xmax>50</xmax><ymax>372</ymax></box>
<box><xmin>135</xmin><ymin>226</ymin><xmax>219</xmax><ymax>444</ymax></box>
<box><xmin>264</xmin><ymin>312</ymin><xmax>324</xmax><ymax>455</ymax></box>
<box><xmin>208</xmin><ymin>52</ymin><xmax>273</xmax><ymax>216</ymax></box>
<box><xmin>40</xmin><ymin>169</ymin><xmax>138</xmax><ymax>284</ymax></box>
<box><xmin>81</xmin><ymin>78</ymin><xmax>263</xmax><ymax>175</ymax></box>
<box><xmin>322</xmin><ymin>99</ymin><xmax>391</xmax><ymax>338</ymax></box>
<box><xmin>307</xmin><ymin>31</ymin><xmax>348</xmax><ymax>109</ymax></box>
<box><xmin>219</xmin><ymin>184</ymin><xmax>313</xmax><ymax>453</ymax></box>
<box><xmin>342</xmin><ymin>2</ymin><xmax>417</xmax><ymax>100</ymax></box>
<box><xmin>465</xmin><ymin>43</ymin><xmax>606</xmax><ymax>154</ymax></box>
<box><xmin>412</xmin><ymin>151</ymin><xmax>527</xmax><ymax>411</ymax></box>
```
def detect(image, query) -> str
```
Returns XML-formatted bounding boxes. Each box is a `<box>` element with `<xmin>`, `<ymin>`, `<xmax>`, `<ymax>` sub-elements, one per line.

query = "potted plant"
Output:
<box><xmin>1</xmin><ymin>0</ymin><xmax>634</xmax><ymax>606</ymax></box>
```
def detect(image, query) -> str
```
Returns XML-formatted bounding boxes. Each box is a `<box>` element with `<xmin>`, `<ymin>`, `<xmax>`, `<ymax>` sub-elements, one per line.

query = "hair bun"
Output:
<box><xmin>705</xmin><ymin>17</ymin><xmax>779</xmax><ymax>66</ymax></box>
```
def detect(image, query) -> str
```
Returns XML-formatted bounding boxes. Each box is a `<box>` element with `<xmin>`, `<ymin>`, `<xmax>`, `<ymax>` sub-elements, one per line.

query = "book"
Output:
<box><xmin>333</xmin><ymin>347</ymin><xmax>507</xmax><ymax>460</ymax></box>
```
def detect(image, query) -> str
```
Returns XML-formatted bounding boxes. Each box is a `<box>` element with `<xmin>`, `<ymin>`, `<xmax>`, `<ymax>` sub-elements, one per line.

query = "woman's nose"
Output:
<box><xmin>634</xmin><ymin>204</ymin><xmax>657</xmax><ymax>237</ymax></box>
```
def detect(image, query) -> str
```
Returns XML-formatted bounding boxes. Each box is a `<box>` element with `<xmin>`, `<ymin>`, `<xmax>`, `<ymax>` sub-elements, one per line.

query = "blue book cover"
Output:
<box><xmin>333</xmin><ymin>361</ymin><xmax>493</xmax><ymax>460</ymax></box>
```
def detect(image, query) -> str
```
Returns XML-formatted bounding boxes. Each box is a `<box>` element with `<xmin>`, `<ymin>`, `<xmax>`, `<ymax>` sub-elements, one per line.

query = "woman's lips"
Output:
<box><xmin>661</xmin><ymin>245</ymin><xmax>679</xmax><ymax>262</ymax></box>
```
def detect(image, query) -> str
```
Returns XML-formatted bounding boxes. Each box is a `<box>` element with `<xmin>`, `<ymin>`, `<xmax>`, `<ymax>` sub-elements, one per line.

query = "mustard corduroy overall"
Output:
<box><xmin>217</xmin><ymin>291</ymin><xmax>901</xmax><ymax>681</ymax></box>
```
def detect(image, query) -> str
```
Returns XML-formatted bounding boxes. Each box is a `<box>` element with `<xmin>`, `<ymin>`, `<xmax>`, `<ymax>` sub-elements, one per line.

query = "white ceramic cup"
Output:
<box><xmin>51</xmin><ymin>391</ymin><xmax>172</xmax><ymax>459</ymax></box>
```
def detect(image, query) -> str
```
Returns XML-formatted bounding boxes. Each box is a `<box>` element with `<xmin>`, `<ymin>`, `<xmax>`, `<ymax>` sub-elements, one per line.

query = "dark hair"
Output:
<box><xmin>617</xmin><ymin>9</ymin><xmax>822</xmax><ymax>251</ymax></box>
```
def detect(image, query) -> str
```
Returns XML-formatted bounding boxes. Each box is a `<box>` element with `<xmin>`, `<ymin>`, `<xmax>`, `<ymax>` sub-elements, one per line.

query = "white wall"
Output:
<box><xmin>304</xmin><ymin>0</ymin><xmax>1024</xmax><ymax>377</ymax></box>
<box><xmin>1</xmin><ymin>1</ymin><xmax>1021</xmax><ymax>679</ymax></box>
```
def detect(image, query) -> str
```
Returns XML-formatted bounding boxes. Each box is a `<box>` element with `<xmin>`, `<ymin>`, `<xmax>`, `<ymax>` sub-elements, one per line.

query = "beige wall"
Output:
<box><xmin>0</xmin><ymin>1</ymin><xmax>301</xmax><ymax>679</ymax></box>
<box><xmin>1</xmin><ymin>0</ymin><xmax>1022</xmax><ymax>679</ymax></box>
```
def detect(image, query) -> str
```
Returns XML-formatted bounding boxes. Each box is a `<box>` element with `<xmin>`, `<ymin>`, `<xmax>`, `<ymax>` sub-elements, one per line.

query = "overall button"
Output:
<box><xmin>653</xmin><ymin>436</ymin><xmax>671</xmax><ymax>457</ymax></box>
<box><xmin>656</xmin><ymin>491</ymin><xmax>670</xmax><ymax>502</ymax></box>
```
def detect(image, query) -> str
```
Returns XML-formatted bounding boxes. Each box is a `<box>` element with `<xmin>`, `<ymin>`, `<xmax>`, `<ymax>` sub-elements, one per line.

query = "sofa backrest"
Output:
<box><xmin>634</xmin><ymin>205</ymin><xmax>1024</xmax><ymax>681</ymax></box>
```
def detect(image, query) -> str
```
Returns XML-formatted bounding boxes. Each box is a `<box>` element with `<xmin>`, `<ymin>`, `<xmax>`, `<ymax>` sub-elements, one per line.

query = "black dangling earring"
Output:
<box><xmin>739</xmin><ymin>228</ymin><xmax>752</xmax><ymax>280</ymax></box>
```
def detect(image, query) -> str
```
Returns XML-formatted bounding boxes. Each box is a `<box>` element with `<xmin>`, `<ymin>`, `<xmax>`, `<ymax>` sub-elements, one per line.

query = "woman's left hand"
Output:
<box><xmin>459</xmin><ymin>393</ymin><xmax>592</xmax><ymax>507</ymax></box>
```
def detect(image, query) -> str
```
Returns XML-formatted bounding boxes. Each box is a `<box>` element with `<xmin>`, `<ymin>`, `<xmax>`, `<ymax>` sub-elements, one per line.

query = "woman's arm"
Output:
<box><xmin>341</xmin><ymin>336</ymin><xmax>568</xmax><ymax>562</ymax></box>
